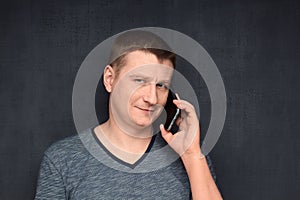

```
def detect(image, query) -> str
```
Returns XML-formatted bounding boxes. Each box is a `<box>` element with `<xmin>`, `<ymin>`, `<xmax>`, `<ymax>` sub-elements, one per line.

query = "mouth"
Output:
<box><xmin>135</xmin><ymin>106</ymin><xmax>155</xmax><ymax>113</ymax></box>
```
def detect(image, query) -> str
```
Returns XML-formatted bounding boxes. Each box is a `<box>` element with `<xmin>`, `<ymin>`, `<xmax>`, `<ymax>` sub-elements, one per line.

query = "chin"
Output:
<box><xmin>133</xmin><ymin>119</ymin><xmax>153</xmax><ymax>128</ymax></box>
<box><xmin>135</xmin><ymin>121</ymin><xmax>151</xmax><ymax>128</ymax></box>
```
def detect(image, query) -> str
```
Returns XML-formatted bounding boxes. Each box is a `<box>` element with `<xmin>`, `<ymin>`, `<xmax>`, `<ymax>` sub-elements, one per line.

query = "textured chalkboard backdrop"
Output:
<box><xmin>0</xmin><ymin>0</ymin><xmax>299</xmax><ymax>199</ymax></box>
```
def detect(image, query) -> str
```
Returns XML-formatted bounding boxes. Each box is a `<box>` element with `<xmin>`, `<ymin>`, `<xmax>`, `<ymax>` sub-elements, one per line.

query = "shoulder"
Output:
<box><xmin>43</xmin><ymin>129</ymin><xmax>92</xmax><ymax>165</ymax></box>
<box><xmin>44</xmin><ymin>135</ymin><xmax>81</xmax><ymax>155</ymax></box>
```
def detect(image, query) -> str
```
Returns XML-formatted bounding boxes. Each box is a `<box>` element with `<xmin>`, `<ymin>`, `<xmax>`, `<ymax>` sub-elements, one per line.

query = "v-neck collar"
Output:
<box><xmin>91</xmin><ymin>127</ymin><xmax>157</xmax><ymax>169</ymax></box>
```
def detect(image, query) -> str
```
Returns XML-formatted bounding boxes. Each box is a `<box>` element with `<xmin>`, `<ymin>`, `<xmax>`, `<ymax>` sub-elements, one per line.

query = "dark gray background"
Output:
<box><xmin>1</xmin><ymin>0</ymin><xmax>299</xmax><ymax>199</ymax></box>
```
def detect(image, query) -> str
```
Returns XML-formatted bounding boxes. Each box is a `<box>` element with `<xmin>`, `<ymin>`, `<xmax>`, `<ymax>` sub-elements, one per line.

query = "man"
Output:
<box><xmin>35</xmin><ymin>30</ymin><xmax>222</xmax><ymax>199</ymax></box>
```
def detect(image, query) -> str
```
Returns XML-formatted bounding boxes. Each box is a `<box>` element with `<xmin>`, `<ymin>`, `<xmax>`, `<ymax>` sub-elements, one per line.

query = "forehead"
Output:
<box><xmin>118</xmin><ymin>50</ymin><xmax>174</xmax><ymax>76</ymax></box>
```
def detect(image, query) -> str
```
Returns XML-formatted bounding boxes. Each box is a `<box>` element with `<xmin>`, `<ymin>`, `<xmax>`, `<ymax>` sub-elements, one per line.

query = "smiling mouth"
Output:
<box><xmin>135</xmin><ymin>106</ymin><xmax>155</xmax><ymax>112</ymax></box>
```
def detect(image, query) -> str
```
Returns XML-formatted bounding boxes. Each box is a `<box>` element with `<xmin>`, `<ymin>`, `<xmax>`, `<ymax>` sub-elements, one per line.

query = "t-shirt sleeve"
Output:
<box><xmin>34</xmin><ymin>154</ymin><xmax>67</xmax><ymax>200</ymax></box>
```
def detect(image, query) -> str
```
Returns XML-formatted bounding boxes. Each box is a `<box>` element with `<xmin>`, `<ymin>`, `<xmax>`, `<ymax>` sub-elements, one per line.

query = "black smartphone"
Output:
<box><xmin>164</xmin><ymin>90</ymin><xmax>180</xmax><ymax>131</ymax></box>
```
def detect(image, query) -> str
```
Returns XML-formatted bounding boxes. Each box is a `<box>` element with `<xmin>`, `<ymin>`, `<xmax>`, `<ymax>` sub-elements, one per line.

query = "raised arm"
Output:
<box><xmin>160</xmin><ymin>98</ymin><xmax>222</xmax><ymax>200</ymax></box>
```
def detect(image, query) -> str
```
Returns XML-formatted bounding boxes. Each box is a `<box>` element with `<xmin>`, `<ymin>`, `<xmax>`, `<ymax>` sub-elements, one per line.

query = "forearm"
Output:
<box><xmin>181</xmin><ymin>153</ymin><xmax>222</xmax><ymax>200</ymax></box>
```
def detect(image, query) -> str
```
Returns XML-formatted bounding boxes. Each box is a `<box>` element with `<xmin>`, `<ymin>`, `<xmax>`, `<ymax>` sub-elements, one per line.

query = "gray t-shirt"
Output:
<box><xmin>35</xmin><ymin>128</ymin><xmax>216</xmax><ymax>199</ymax></box>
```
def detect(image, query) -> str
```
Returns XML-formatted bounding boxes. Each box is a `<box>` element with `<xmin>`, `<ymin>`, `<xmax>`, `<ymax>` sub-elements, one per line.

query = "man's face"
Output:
<box><xmin>109</xmin><ymin>50</ymin><xmax>174</xmax><ymax>136</ymax></box>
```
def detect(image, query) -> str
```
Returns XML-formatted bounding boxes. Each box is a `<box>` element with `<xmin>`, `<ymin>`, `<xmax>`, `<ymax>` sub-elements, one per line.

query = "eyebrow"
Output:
<box><xmin>128</xmin><ymin>74</ymin><xmax>171</xmax><ymax>84</ymax></box>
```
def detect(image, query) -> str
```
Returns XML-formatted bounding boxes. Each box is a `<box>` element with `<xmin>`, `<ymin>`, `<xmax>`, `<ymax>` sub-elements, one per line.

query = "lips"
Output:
<box><xmin>135</xmin><ymin>106</ymin><xmax>154</xmax><ymax>112</ymax></box>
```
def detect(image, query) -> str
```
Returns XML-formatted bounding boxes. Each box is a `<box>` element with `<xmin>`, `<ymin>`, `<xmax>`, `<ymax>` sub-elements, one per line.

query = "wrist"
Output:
<box><xmin>181</xmin><ymin>150</ymin><xmax>205</xmax><ymax>164</ymax></box>
<box><xmin>182</xmin><ymin>151</ymin><xmax>205</xmax><ymax>160</ymax></box>
<box><xmin>181</xmin><ymin>151</ymin><xmax>206</xmax><ymax>174</ymax></box>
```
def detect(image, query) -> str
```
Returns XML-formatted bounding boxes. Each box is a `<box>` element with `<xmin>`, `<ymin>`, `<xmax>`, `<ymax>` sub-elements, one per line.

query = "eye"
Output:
<box><xmin>156</xmin><ymin>82</ymin><xmax>169</xmax><ymax>90</ymax></box>
<box><xmin>134</xmin><ymin>79</ymin><xmax>145</xmax><ymax>84</ymax></box>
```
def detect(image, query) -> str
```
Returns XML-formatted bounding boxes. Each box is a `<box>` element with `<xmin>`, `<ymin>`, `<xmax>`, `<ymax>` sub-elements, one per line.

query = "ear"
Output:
<box><xmin>103</xmin><ymin>65</ymin><xmax>115</xmax><ymax>93</ymax></box>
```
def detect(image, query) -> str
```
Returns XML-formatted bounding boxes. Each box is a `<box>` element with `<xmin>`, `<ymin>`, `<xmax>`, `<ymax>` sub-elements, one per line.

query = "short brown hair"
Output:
<box><xmin>108</xmin><ymin>30</ymin><xmax>176</xmax><ymax>77</ymax></box>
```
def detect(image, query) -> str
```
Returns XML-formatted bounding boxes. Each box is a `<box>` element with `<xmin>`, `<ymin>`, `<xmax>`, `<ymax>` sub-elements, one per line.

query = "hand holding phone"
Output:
<box><xmin>160</xmin><ymin>93</ymin><xmax>201</xmax><ymax>157</ymax></box>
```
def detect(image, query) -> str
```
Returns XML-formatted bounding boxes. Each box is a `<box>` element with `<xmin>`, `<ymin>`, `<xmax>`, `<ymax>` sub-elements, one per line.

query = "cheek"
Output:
<box><xmin>128</xmin><ymin>85</ymin><xmax>148</xmax><ymax>101</ymax></box>
<box><xmin>128</xmin><ymin>91</ymin><xmax>141</xmax><ymax>106</ymax></box>
<box><xmin>157</xmin><ymin>91</ymin><xmax>169</xmax><ymax>106</ymax></box>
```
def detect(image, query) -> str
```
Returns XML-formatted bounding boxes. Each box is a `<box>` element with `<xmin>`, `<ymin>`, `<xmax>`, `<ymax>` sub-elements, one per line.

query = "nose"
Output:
<box><xmin>143</xmin><ymin>83</ymin><xmax>158</xmax><ymax>105</ymax></box>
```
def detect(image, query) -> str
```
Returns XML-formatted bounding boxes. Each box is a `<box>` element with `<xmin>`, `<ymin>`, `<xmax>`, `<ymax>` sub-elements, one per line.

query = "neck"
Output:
<box><xmin>95</xmin><ymin>118</ymin><xmax>153</xmax><ymax>154</ymax></box>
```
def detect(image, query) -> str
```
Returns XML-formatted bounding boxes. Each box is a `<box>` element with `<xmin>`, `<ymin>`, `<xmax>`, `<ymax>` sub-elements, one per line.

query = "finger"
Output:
<box><xmin>159</xmin><ymin>124</ymin><xmax>175</xmax><ymax>144</ymax></box>
<box><xmin>173</xmin><ymin>99</ymin><xmax>196</xmax><ymax>114</ymax></box>
<box><xmin>173</xmin><ymin>99</ymin><xmax>185</xmax><ymax>109</ymax></box>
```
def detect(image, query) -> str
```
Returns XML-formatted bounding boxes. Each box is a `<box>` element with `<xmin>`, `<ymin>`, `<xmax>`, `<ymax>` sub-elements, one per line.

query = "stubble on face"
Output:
<box><xmin>109</xmin><ymin>50</ymin><xmax>174</xmax><ymax>138</ymax></box>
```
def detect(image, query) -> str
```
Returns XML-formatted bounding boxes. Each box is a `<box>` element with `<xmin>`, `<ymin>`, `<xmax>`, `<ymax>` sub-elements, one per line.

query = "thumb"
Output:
<box><xmin>159</xmin><ymin>124</ymin><xmax>175</xmax><ymax>144</ymax></box>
